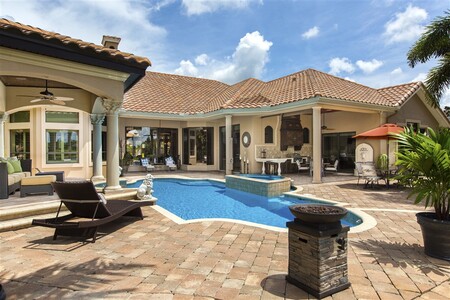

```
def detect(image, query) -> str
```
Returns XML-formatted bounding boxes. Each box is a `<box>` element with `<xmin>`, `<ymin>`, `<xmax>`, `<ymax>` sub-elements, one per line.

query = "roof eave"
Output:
<box><xmin>0</xmin><ymin>29</ymin><xmax>150</xmax><ymax>91</ymax></box>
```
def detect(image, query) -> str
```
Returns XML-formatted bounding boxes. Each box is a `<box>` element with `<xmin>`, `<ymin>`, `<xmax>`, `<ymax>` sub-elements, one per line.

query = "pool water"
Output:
<box><xmin>127</xmin><ymin>178</ymin><xmax>362</xmax><ymax>229</ymax></box>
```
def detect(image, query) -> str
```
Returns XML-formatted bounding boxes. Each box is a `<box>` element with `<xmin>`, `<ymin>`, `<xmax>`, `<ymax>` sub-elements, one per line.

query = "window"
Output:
<box><xmin>46</xmin><ymin>111</ymin><xmax>79</xmax><ymax>123</ymax></box>
<box><xmin>124</xmin><ymin>126</ymin><xmax>178</xmax><ymax>164</ymax></box>
<box><xmin>303</xmin><ymin>128</ymin><xmax>310</xmax><ymax>144</ymax></box>
<box><xmin>264</xmin><ymin>126</ymin><xmax>273</xmax><ymax>143</ymax></box>
<box><xmin>9</xmin><ymin>111</ymin><xmax>30</xmax><ymax>123</ymax></box>
<box><xmin>183</xmin><ymin>127</ymin><xmax>214</xmax><ymax>165</ymax></box>
<box><xmin>46</xmin><ymin>130</ymin><xmax>79</xmax><ymax>163</ymax></box>
<box><xmin>406</xmin><ymin>121</ymin><xmax>426</xmax><ymax>133</ymax></box>
<box><xmin>189</xmin><ymin>130</ymin><xmax>196</xmax><ymax>156</ymax></box>
<box><xmin>10</xmin><ymin>129</ymin><xmax>30</xmax><ymax>159</ymax></box>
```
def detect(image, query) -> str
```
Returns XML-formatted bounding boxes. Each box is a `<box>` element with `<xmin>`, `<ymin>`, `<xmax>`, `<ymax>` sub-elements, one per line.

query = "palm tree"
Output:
<box><xmin>407</xmin><ymin>11</ymin><xmax>450</xmax><ymax>107</ymax></box>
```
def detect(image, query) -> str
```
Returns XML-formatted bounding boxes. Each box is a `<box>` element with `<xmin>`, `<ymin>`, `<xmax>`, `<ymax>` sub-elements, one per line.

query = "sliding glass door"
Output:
<box><xmin>322</xmin><ymin>132</ymin><xmax>356</xmax><ymax>171</ymax></box>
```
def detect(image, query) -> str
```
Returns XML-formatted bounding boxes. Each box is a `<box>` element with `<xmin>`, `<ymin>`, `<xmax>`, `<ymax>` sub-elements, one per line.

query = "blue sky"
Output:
<box><xmin>1</xmin><ymin>0</ymin><xmax>449</xmax><ymax>107</ymax></box>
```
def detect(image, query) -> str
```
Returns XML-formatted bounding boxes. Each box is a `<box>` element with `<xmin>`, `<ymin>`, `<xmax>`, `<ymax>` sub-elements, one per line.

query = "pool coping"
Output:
<box><xmin>124</xmin><ymin>175</ymin><xmax>377</xmax><ymax>234</ymax></box>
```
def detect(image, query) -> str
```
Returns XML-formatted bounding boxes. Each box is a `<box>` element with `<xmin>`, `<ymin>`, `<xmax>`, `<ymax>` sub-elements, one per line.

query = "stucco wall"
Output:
<box><xmin>388</xmin><ymin>94</ymin><xmax>439</xmax><ymax>129</ymax></box>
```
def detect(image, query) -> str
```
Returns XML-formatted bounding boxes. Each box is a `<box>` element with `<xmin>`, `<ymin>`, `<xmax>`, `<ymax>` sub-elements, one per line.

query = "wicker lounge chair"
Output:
<box><xmin>32</xmin><ymin>181</ymin><xmax>155</xmax><ymax>242</ymax></box>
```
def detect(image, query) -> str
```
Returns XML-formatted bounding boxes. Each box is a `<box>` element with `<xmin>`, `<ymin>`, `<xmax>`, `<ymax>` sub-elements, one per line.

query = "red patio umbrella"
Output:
<box><xmin>353</xmin><ymin>123</ymin><xmax>404</xmax><ymax>187</ymax></box>
<box><xmin>353</xmin><ymin>123</ymin><xmax>404</xmax><ymax>139</ymax></box>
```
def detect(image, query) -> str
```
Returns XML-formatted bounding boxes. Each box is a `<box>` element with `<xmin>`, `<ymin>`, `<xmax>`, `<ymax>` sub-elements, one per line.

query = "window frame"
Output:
<box><xmin>42</xmin><ymin>108</ymin><xmax>83</xmax><ymax>167</ymax></box>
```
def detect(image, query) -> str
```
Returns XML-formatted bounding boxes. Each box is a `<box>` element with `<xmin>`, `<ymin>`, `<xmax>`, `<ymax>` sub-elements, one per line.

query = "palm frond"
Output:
<box><xmin>407</xmin><ymin>10</ymin><xmax>450</xmax><ymax>67</ymax></box>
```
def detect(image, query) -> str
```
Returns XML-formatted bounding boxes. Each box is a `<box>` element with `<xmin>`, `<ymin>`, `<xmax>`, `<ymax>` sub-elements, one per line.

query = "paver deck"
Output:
<box><xmin>0</xmin><ymin>172</ymin><xmax>449</xmax><ymax>299</ymax></box>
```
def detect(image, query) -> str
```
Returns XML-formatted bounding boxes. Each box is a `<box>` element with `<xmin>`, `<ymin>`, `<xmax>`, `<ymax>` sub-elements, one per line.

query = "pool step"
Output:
<box><xmin>0</xmin><ymin>212</ymin><xmax>63</xmax><ymax>233</ymax></box>
<box><xmin>0</xmin><ymin>201</ymin><xmax>66</xmax><ymax>233</ymax></box>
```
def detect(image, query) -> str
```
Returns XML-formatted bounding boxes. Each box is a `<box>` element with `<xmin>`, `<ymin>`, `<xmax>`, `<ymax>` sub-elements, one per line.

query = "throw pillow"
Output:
<box><xmin>4</xmin><ymin>160</ymin><xmax>15</xmax><ymax>174</ymax></box>
<box><xmin>8</xmin><ymin>159</ymin><xmax>22</xmax><ymax>173</ymax></box>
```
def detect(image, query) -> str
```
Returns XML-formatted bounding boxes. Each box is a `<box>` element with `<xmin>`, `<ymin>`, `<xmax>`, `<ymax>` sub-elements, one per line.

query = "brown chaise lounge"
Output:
<box><xmin>32</xmin><ymin>181</ymin><xmax>155</xmax><ymax>242</ymax></box>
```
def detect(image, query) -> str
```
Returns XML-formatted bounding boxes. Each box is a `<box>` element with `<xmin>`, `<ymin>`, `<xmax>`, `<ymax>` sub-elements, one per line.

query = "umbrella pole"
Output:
<box><xmin>386</xmin><ymin>138</ymin><xmax>390</xmax><ymax>188</ymax></box>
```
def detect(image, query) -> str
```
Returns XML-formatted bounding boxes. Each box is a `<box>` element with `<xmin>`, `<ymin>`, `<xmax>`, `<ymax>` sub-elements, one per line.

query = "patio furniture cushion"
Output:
<box><xmin>20</xmin><ymin>175</ymin><xmax>56</xmax><ymax>197</ymax></box>
<box><xmin>21</xmin><ymin>175</ymin><xmax>56</xmax><ymax>186</ymax></box>
<box><xmin>9</xmin><ymin>159</ymin><xmax>22</xmax><ymax>173</ymax></box>
<box><xmin>1</xmin><ymin>160</ymin><xmax>14</xmax><ymax>174</ymax></box>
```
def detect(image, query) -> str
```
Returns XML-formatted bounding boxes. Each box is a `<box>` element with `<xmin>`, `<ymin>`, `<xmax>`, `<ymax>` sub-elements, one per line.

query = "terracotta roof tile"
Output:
<box><xmin>0</xmin><ymin>18</ymin><xmax>151</xmax><ymax>67</ymax></box>
<box><xmin>124</xmin><ymin>69</ymin><xmax>424</xmax><ymax>114</ymax></box>
<box><xmin>123</xmin><ymin>72</ymin><xmax>229</xmax><ymax>114</ymax></box>
<box><xmin>377</xmin><ymin>82</ymin><xmax>422</xmax><ymax>106</ymax></box>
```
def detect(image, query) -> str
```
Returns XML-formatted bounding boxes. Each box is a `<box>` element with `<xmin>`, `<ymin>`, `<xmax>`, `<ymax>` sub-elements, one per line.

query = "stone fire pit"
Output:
<box><xmin>286</xmin><ymin>204</ymin><xmax>351</xmax><ymax>299</ymax></box>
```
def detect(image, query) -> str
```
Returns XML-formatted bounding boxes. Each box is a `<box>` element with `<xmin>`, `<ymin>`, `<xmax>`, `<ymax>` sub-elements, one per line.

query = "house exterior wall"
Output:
<box><xmin>388</xmin><ymin>94</ymin><xmax>440</xmax><ymax>129</ymax></box>
<box><xmin>4</xmin><ymin>106</ymin><xmax>93</xmax><ymax>178</ymax></box>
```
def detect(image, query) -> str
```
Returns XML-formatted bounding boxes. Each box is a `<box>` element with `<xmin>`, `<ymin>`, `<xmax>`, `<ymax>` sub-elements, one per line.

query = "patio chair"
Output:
<box><xmin>140</xmin><ymin>158</ymin><xmax>155</xmax><ymax>172</ymax></box>
<box><xmin>355</xmin><ymin>162</ymin><xmax>364</xmax><ymax>185</ymax></box>
<box><xmin>360</xmin><ymin>163</ymin><xmax>385</xmax><ymax>188</ymax></box>
<box><xmin>32</xmin><ymin>181</ymin><xmax>155</xmax><ymax>242</ymax></box>
<box><xmin>324</xmin><ymin>159</ymin><xmax>339</xmax><ymax>173</ymax></box>
<box><xmin>165</xmin><ymin>156</ymin><xmax>177</xmax><ymax>171</ymax></box>
<box><xmin>295</xmin><ymin>157</ymin><xmax>310</xmax><ymax>174</ymax></box>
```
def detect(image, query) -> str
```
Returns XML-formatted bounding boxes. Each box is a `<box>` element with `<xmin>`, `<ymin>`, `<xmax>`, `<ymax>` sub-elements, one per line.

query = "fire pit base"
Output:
<box><xmin>286</xmin><ymin>220</ymin><xmax>350</xmax><ymax>299</ymax></box>
<box><xmin>286</xmin><ymin>275</ymin><xmax>350</xmax><ymax>299</ymax></box>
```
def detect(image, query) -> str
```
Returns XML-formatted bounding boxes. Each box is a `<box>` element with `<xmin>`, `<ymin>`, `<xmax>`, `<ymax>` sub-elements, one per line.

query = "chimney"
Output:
<box><xmin>101</xmin><ymin>35</ymin><xmax>121</xmax><ymax>50</ymax></box>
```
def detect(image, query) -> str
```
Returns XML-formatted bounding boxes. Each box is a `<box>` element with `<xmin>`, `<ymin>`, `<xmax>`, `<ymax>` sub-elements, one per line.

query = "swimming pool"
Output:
<box><xmin>127</xmin><ymin>178</ymin><xmax>362</xmax><ymax>229</ymax></box>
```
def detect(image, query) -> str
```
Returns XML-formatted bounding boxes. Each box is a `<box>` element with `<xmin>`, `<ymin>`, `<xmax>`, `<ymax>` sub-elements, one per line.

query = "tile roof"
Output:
<box><xmin>0</xmin><ymin>18</ymin><xmax>151</xmax><ymax>68</ymax></box>
<box><xmin>124</xmin><ymin>72</ymin><xmax>229</xmax><ymax>114</ymax></box>
<box><xmin>123</xmin><ymin>69</ymin><xmax>424</xmax><ymax>115</ymax></box>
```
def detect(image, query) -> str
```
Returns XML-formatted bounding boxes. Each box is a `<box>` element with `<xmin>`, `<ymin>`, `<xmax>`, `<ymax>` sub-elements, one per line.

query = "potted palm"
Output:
<box><xmin>395</xmin><ymin>127</ymin><xmax>450</xmax><ymax>261</ymax></box>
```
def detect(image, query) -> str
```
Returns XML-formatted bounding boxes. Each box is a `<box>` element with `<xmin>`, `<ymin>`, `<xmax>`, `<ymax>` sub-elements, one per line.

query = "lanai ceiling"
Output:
<box><xmin>0</xmin><ymin>76</ymin><xmax>77</xmax><ymax>89</ymax></box>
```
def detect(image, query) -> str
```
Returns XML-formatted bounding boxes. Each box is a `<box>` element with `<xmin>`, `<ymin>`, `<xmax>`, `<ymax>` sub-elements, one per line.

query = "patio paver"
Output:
<box><xmin>1</xmin><ymin>172</ymin><xmax>449</xmax><ymax>299</ymax></box>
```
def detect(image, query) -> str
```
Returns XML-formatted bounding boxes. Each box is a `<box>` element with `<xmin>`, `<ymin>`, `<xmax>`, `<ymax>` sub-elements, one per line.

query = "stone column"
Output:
<box><xmin>90</xmin><ymin>113</ymin><xmax>105</xmax><ymax>181</ymax></box>
<box><xmin>0</xmin><ymin>113</ymin><xmax>7</xmax><ymax>157</ymax></box>
<box><xmin>225</xmin><ymin>115</ymin><xmax>233</xmax><ymax>175</ymax></box>
<box><xmin>312</xmin><ymin>107</ymin><xmax>322</xmax><ymax>184</ymax></box>
<box><xmin>102</xmin><ymin>99</ymin><xmax>122</xmax><ymax>190</ymax></box>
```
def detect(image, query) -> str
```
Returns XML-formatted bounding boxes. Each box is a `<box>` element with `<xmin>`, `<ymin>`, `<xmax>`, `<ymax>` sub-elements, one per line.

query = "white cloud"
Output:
<box><xmin>302</xmin><ymin>26</ymin><xmax>319</xmax><ymax>39</ymax></box>
<box><xmin>329</xmin><ymin>57</ymin><xmax>355</xmax><ymax>75</ymax></box>
<box><xmin>174</xmin><ymin>60</ymin><xmax>198</xmax><ymax>76</ymax></box>
<box><xmin>1</xmin><ymin>0</ymin><xmax>168</xmax><ymax>67</ymax></box>
<box><xmin>182</xmin><ymin>0</ymin><xmax>261</xmax><ymax>16</ymax></box>
<box><xmin>391</xmin><ymin>67</ymin><xmax>403</xmax><ymax>75</ymax></box>
<box><xmin>174</xmin><ymin>31</ymin><xmax>272</xmax><ymax>84</ymax></box>
<box><xmin>384</xmin><ymin>5</ymin><xmax>428</xmax><ymax>44</ymax></box>
<box><xmin>412</xmin><ymin>72</ymin><xmax>427</xmax><ymax>82</ymax></box>
<box><xmin>344</xmin><ymin>77</ymin><xmax>356</xmax><ymax>82</ymax></box>
<box><xmin>440</xmin><ymin>88</ymin><xmax>450</xmax><ymax>109</ymax></box>
<box><xmin>356</xmin><ymin>59</ymin><xmax>383</xmax><ymax>74</ymax></box>
<box><xmin>195</xmin><ymin>54</ymin><xmax>209</xmax><ymax>66</ymax></box>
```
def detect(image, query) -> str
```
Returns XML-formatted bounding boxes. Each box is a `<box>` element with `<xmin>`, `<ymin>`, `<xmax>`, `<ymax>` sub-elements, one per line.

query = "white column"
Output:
<box><xmin>379</xmin><ymin>111</ymin><xmax>387</xmax><ymax>159</ymax></box>
<box><xmin>225</xmin><ymin>115</ymin><xmax>233</xmax><ymax>175</ymax></box>
<box><xmin>102</xmin><ymin>99</ymin><xmax>121</xmax><ymax>190</ymax></box>
<box><xmin>0</xmin><ymin>113</ymin><xmax>7</xmax><ymax>157</ymax></box>
<box><xmin>90</xmin><ymin>113</ymin><xmax>105</xmax><ymax>181</ymax></box>
<box><xmin>312</xmin><ymin>107</ymin><xmax>322</xmax><ymax>183</ymax></box>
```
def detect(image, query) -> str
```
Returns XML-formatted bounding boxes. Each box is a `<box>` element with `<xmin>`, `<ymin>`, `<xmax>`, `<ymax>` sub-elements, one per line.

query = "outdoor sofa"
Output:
<box><xmin>0</xmin><ymin>158</ymin><xmax>32</xmax><ymax>199</ymax></box>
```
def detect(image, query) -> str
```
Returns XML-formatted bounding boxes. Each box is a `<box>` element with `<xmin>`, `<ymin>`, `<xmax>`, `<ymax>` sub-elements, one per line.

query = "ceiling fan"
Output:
<box><xmin>19</xmin><ymin>80</ymin><xmax>74</xmax><ymax>105</ymax></box>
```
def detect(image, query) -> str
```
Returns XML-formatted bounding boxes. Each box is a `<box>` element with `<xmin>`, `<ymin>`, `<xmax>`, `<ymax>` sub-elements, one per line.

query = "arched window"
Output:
<box><xmin>303</xmin><ymin>128</ymin><xmax>310</xmax><ymax>144</ymax></box>
<box><xmin>265</xmin><ymin>126</ymin><xmax>273</xmax><ymax>143</ymax></box>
